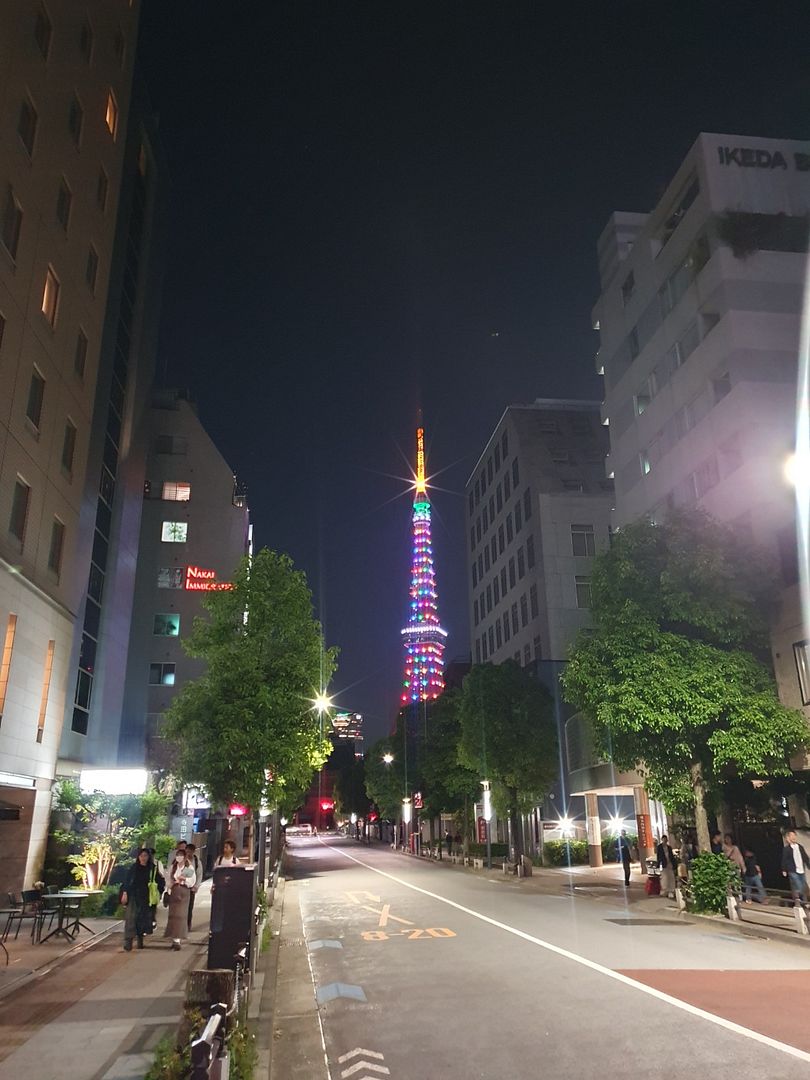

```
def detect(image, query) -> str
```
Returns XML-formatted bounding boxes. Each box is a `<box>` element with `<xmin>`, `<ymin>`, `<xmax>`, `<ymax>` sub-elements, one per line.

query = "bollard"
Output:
<box><xmin>726</xmin><ymin>893</ymin><xmax>740</xmax><ymax>922</ymax></box>
<box><xmin>794</xmin><ymin>903</ymin><xmax>809</xmax><ymax>935</ymax></box>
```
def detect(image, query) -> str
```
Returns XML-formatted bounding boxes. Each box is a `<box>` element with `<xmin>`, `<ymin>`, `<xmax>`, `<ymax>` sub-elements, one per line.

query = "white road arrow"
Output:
<box><xmin>340</xmin><ymin>1064</ymin><xmax>390</xmax><ymax>1078</ymax></box>
<box><xmin>338</xmin><ymin>1050</ymin><xmax>385</xmax><ymax>1064</ymax></box>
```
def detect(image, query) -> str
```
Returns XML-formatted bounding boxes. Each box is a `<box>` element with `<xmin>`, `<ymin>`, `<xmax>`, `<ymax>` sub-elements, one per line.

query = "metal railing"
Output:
<box><xmin>675</xmin><ymin>881</ymin><xmax>810</xmax><ymax>935</ymax></box>
<box><xmin>189</xmin><ymin>946</ymin><xmax>249</xmax><ymax>1080</ymax></box>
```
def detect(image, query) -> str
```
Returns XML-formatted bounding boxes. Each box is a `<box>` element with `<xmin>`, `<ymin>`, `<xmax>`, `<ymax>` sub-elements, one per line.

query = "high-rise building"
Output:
<box><xmin>0</xmin><ymin>1</ymin><xmax>151</xmax><ymax>894</ymax></box>
<box><xmin>118</xmin><ymin>390</ymin><xmax>251</xmax><ymax>768</ymax></box>
<box><xmin>466</xmin><ymin>401</ymin><xmax>613</xmax><ymax>668</ymax></box>
<box><xmin>594</xmin><ymin>133</ymin><xmax>810</xmax><ymax>764</ymax></box>
<box><xmin>401</xmin><ymin>426</ymin><xmax>446</xmax><ymax>704</ymax></box>
<box><xmin>331</xmin><ymin>711</ymin><xmax>364</xmax><ymax>758</ymax></box>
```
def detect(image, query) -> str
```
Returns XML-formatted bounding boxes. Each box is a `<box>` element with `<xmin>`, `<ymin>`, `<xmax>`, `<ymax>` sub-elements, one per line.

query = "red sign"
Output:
<box><xmin>477</xmin><ymin>816</ymin><xmax>488</xmax><ymax>843</ymax></box>
<box><xmin>413</xmin><ymin>791</ymin><xmax>423</xmax><ymax>810</ymax></box>
<box><xmin>320</xmin><ymin>800</ymin><xmax>334</xmax><ymax>812</ymax></box>
<box><xmin>185</xmin><ymin>565</ymin><xmax>234</xmax><ymax>591</ymax></box>
<box><xmin>229</xmin><ymin>804</ymin><xmax>248</xmax><ymax>817</ymax></box>
<box><xmin>636</xmin><ymin>813</ymin><xmax>652</xmax><ymax>849</ymax></box>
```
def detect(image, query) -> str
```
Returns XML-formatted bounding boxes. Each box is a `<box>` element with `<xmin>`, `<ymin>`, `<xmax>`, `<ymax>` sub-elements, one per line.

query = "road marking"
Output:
<box><xmin>338</xmin><ymin>1049</ymin><xmax>385</xmax><ymax>1063</ymax></box>
<box><xmin>345</xmin><ymin>891</ymin><xmax>381</xmax><ymax>904</ymax></box>
<box><xmin>340</xmin><ymin>1063</ymin><xmax>390</xmax><ymax>1078</ymax></box>
<box><xmin>309</xmin><ymin>939</ymin><xmax>344</xmax><ymax>950</ymax></box>
<box><xmin>370</xmin><ymin>903</ymin><xmax>413</xmax><ymax>928</ymax></box>
<box><xmin>317</xmin><ymin>982</ymin><xmax>368</xmax><ymax>1004</ymax></box>
<box><xmin>319</xmin><ymin>838</ymin><xmax>810</xmax><ymax>1065</ymax></box>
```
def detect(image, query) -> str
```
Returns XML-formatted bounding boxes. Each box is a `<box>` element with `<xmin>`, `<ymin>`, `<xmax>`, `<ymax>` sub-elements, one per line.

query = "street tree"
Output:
<box><xmin>561</xmin><ymin>510</ymin><xmax>808</xmax><ymax>850</ymax></box>
<box><xmin>364</xmin><ymin>710</ymin><xmax>419</xmax><ymax>822</ymax></box>
<box><xmin>458</xmin><ymin>662</ymin><xmax>557</xmax><ymax>858</ymax></box>
<box><xmin>163</xmin><ymin>548</ymin><xmax>336</xmax><ymax>814</ymax></box>
<box><xmin>421</xmin><ymin>689</ymin><xmax>480</xmax><ymax>844</ymax></box>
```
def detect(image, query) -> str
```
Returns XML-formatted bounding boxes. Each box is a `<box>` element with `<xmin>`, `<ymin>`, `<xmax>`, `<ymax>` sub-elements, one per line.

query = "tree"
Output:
<box><xmin>561</xmin><ymin>510</ymin><xmax>808</xmax><ymax>850</ymax></box>
<box><xmin>421</xmin><ymin>689</ymin><xmax>480</xmax><ymax>831</ymax></box>
<box><xmin>332</xmin><ymin>753</ymin><xmax>367</xmax><ymax>818</ymax></box>
<box><xmin>458</xmin><ymin>662</ymin><xmax>557</xmax><ymax>858</ymax></box>
<box><xmin>162</xmin><ymin>549</ymin><xmax>336</xmax><ymax>813</ymax></box>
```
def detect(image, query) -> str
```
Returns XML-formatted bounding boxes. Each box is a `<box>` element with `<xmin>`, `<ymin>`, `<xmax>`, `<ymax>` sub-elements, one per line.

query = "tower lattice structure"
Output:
<box><xmin>401</xmin><ymin>426</ymin><xmax>447</xmax><ymax>704</ymax></box>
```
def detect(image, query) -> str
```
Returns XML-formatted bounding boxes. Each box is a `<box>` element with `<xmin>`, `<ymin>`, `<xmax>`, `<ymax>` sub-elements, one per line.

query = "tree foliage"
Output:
<box><xmin>420</xmin><ymin>690</ymin><xmax>480</xmax><ymax>820</ymax></box>
<box><xmin>364</xmin><ymin>712</ymin><xmax>415</xmax><ymax>820</ymax></box>
<box><xmin>561</xmin><ymin>511</ymin><xmax>807</xmax><ymax>848</ymax></box>
<box><xmin>162</xmin><ymin>549</ymin><xmax>336</xmax><ymax>811</ymax></box>
<box><xmin>458</xmin><ymin>662</ymin><xmax>557</xmax><ymax>857</ymax></box>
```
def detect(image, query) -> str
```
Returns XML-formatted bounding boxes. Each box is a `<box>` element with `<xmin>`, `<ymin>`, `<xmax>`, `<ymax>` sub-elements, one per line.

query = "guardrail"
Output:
<box><xmin>188</xmin><ymin>946</ymin><xmax>249</xmax><ymax>1080</ymax></box>
<box><xmin>675</xmin><ymin>881</ymin><xmax>810</xmax><ymax>936</ymax></box>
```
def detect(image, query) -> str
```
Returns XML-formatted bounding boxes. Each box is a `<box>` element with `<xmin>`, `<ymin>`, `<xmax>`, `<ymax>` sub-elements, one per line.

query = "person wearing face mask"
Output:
<box><xmin>163</xmin><ymin>850</ymin><xmax>196</xmax><ymax>950</ymax></box>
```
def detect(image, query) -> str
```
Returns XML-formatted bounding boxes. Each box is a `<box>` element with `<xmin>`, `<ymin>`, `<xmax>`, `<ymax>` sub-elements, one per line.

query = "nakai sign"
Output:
<box><xmin>185</xmin><ymin>565</ymin><xmax>234</xmax><ymax>592</ymax></box>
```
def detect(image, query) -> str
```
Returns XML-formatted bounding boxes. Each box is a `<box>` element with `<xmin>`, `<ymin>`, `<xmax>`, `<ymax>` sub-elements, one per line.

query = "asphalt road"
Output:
<box><xmin>280</xmin><ymin>835</ymin><xmax>810</xmax><ymax>1080</ymax></box>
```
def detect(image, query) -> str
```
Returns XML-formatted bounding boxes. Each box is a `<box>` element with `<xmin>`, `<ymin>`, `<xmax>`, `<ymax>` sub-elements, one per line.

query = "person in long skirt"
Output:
<box><xmin>657</xmin><ymin>834</ymin><xmax>677</xmax><ymax>898</ymax></box>
<box><xmin>164</xmin><ymin>850</ymin><xmax>197</xmax><ymax>950</ymax></box>
<box><xmin>121</xmin><ymin>849</ymin><xmax>154</xmax><ymax>951</ymax></box>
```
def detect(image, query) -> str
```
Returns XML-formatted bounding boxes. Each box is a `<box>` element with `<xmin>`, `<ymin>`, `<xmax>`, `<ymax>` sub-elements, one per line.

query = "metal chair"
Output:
<box><xmin>3</xmin><ymin>890</ymin><xmax>43</xmax><ymax>942</ymax></box>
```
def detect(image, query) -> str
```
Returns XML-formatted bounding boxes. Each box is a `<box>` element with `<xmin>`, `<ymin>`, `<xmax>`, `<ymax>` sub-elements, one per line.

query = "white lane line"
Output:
<box><xmin>318</xmin><ymin>838</ymin><xmax>810</xmax><ymax>1064</ymax></box>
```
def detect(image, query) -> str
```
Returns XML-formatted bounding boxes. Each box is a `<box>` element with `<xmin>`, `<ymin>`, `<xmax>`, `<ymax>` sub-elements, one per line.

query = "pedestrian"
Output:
<box><xmin>657</xmin><ymin>834</ymin><xmax>676</xmax><ymax>898</ymax></box>
<box><xmin>742</xmin><ymin>847</ymin><xmax>767</xmax><ymax>903</ymax></box>
<box><xmin>722</xmin><ymin>833</ymin><xmax>746</xmax><ymax>876</ymax></box>
<box><xmin>710</xmin><ymin>832</ymin><xmax>723</xmax><ymax>855</ymax></box>
<box><xmin>214</xmin><ymin>839</ymin><xmax>239</xmax><ymax>867</ymax></box>
<box><xmin>146</xmin><ymin>848</ymin><xmax>166</xmax><ymax>930</ymax></box>
<box><xmin>617</xmin><ymin>829</ymin><xmax>632</xmax><ymax>886</ymax></box>
<box><xmin>444</xmin><ymin>830</ymin><xmax>452</xmax><ymax>856</ymax></box>
<box><xmin>121</xmin><ymin>849</ymin><xmax>157</xmax><ymax>951</ymax></box>
<box><xmin>169</xmin><ymin>838</ymin><xmax>188</xmax><ymax>865</ymax></box>
<box><xmin>781</xmin><ymin>829</ymin><xmax>810</xmax><ymax>903</ymax></box>
<box><xmin>185</xmin><ymin>842</ymin><xmax>201</xmax><ymax>932</ymax></box>
<box><xmin>164</xmin><ymin>850</ymin><xmax>196</xmax><ymax>950</ymax></box>
<box><xmin>453</xmin><ymin>832</ymin><xmax>462</xmax><ymax>855</ymax></box>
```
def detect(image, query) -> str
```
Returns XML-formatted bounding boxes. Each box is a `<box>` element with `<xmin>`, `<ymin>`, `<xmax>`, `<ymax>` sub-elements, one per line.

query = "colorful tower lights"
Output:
<box><xmin>400</xmin><ymin>426</ymin><xmax>447</xmax><ymax>704</ymax></box>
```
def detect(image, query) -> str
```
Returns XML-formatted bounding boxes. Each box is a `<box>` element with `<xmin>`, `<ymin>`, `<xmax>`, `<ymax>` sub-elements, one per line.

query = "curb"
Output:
<box><xmin>0</xmin><ymin>919</ymin><xmax>122</xmax><ymax>1002</ymax></box>
<box><xmin>254</xmin><ymin>869</ymin><xmax>286</xmax><ymax>1079</ymax></box>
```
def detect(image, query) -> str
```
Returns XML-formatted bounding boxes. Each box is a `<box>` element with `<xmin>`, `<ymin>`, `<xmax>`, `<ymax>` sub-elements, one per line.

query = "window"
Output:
<box><xmin>486</xmin><ymin>584</ymin><xmax>492</xmax><ymax>612</ymax></box>
<box><xmin>500</xmin><ymin>566</ymin><xmax>507</xmax><ymax>595</ymax></box>
<box><xmin>490</xmin><ymin>536</ymin><xmax>496</xmax><ymax>564</ymax></box>
<box><xmin>533</xmin><ymin>635</ymin><xmax>542</xmax><ymax>661</ymax></box>
<box><xmin>575</xmin><ymin>576</ymin><xmax>592</xmax><ymax>609</ymax></box>
<box><xmin>472</xmin><ymin>562</ymin><xmax>478</xmax><ymax>588</ymax></box>
<box><xmin>75</xmin><ymin>329</ymin><xmax>88</xmax><ymax>378</ymax></box>
<box><xmin>503</xmin><ymin>611</ymin><xmax>511</xmax><ymax>643</ymax></box>
<box><xmin>512</xmin><ymin>458</ymin><xmax>520</xmax><ymax>487</ymax></box>
<box><xmin>34</xmin><ymin>5</ymin><xmax>52</xmax><ymax>57</ymax></box>
<box><xmin>80</xmin><ymin>19</ymin><xmax>94</xmax><ymax>61</ymax></box>
<box><xmin>493</xmin><ymin>577</ymin><xmax>500</xmax><ymax>605</ymax></box>
<box><xmin>475</xmin><ymin>640</ymin><xmax>481</xmax><ymax>663</ymax></box>
<box><xmin>658</xmin><ymin>175</ymin><xmax>699</xmax><ymax>249</ymax></box>
<box><xmin>97</xmin><ymin>168</ymin><xmax>109</xmax><ymax>211</ymax></box>
<box><xmin>526</xmin><ymin>534</ymin><xmax>535</xmax><ymax>568</ymax></box>
<box><xmin>530</xmin><ymin>584</ymin><xmax>539</xmax><ymax>619</ymax></box>
<box><xmin>520</xmin><ymin>594</ymin><xmax>528</xmax><ymax>628</ymax></box>
<box><xmin>484</xmin><ymin>546</ymin><xmax>490</xmax><ymax>572</ymax></box>
<box><xmin>9</xmin><ymin>479</ymin><xmax>30</xmax><ymax>543</ymax></box>
<box><xmin>794</xmin><ymin>641</ymin><xmax>810</xmax><ymax>706</ymax></box>
<box><xmin>18</xmin><ymin>97</ymin><xmax>37</xmax><ymax>155</ymax></box>
<box><xmin>481</xmin><ymin>634</ymin><xmax>488</xmax><ymax>661</ymax></box>
<box><xmin>488</xmin><ymin>495</ymin><xmax>495</xmax><ymax>521</ymax></box>
<box><xmin>157</xmin><ymin>567</ymin><xmax>184</xmax><ymax>589</ymax></box>
<box><xmin>635</xmin><ymin>391</ymin><xmax>650</xmax><ymax>416</ymax></box>
<box><xmin>0</xmin><ymin>614</ymin><xmax>18</xmax><ymax>718</ymax></box>
<box><xmin>482</xmin><ymin>506</ymin><xmax>488</xmax><ymax>532</ymax></box>
<box><xmin>502</xmin><ymin>430</ymin><xmax>508</xmax><ymax>457</ymax></box>
<box><xmin>495</xmin><ymin>620</ymin><xmax>502</xmax><ymax>649</ymax></box>
<box><xmin>474</xmin><ymin>480</ymin><xmax>480</xmax><ymax>505</ymax></box>
<box><xmin>42</xmin><ymin>266</ymin><xmax>59</xmax><ymax>325</ymax></box>
<box><xmin>476</xmin><ymin>519</ymin><xmax>482</xmax><ymax>544</ymax></box>
<box><xmin>481</xmin><ymin>468</ymin><xmax>487</xmax><ymax>494</ymax></box>
<box><xmin>515</xmin><ymin>501</ymin><xmax>523</xmax><ymax>532</ymax></box>
<box><xmin>523</xmin><ymin>488</ymin><xmax>532</xmax><ymax>520</ymax></box>
<box><xmin>149</xmin><ymin>662</ymin><xmax>176</xmax><ymax>686</ymax></box>
<box><xmin>509</xmin><ymin>556</ymin><xmax>516</xmax><ymax>588</ymax></box>
<box><xmin>68</xmin><ymin>94</ymin><xmax>83</xmax><ymax>146</ymax></box>
<box><xmin>161</xmin><ymin>521</ymin><xmax>187</xmax><ymax>543</ymax></box>
<box><xmin>2</xmin><ymin>187</ymin><xmax>23</xmax><ymax>259</ymax></box>
<box><xmin>621</xmin><ymin>271</ymin><xmax>635</xmax><ymax>305</ymax></box>
<box><xmin>504</xmin><ymin>471</ymin><xmax>511</xmax><ymax>500</ymax></box>
<box><xmin>514</xmin><ymin>651</ymin><xmax>520</xmax><ymax>664</ymax></box>
<box><xmin>469</xmin><ymin>527</ymin><xmax>475</xmax><ymax>553</ymax></box>
<box><xmin>487</xmin><ymin>458</ymin><xmax>494</xmax><ymax>483</ymax></box>
<box><xmin>26</xmin><ymin>369</ymin><xmax>45</xmax><ymax>428</ymax></box>
<box><xmin>523</xmin><ymin>644</ymin><xmax>531</xmax><ymax>667</ymax></box>
<box><xmin>494</xmin><ymin>445</ymin><xmax>501</xmax><ymax>470</ymax></box>
<box><xmin>56</xmin><ymin>178</ymin><xmax>72</xmax><ymax>231</ymax></box>
<box><xmin>488</xmin><ymin>626</ymin><xmax>495</xmax><ymax>654</ymax></box>
<box><xmin>61</xmin><ymin>420</ymin><xmax>77</xmax><ymax>472</ymax></box>
<box><xmin>496</xmin><ymin>485</ymin><xmax>503</xmax><ymax>513</ymax></box>
<box><xmin>506</xmin><ymin>513</ymin><xmax>513</xmax><ymax>543</ymax></box>
<box><xmin>498</xmin><ymin>524</ymin><xmax>505</xmax><ymax>555</ymax></box>
<box><xmin>511</xmin><ymin>603</ymin><xmax>519</xmax><ymax>635</ymax></box>
<box><xmin>571</xmin><ymin>524</ymin><xmax>595</xmax><ymax>557</ymax></box>
<box><xmin>48</xmin><ymin>518</ymin><xmax>65</xmax><ymax>574</ymax></box>
<box><xmin>105</xmin><ymin>90</ymin><xmax>119</xmax><ymax>138</ymax></box>
<box><xmin>162</xmin><ymin>482</ymin><xmax>191</xmax><ymax>502</ymax></box>
<box><xmin>473</xmin><ymin>599</ymin><xmax>479</xmax><ymax>626</ymax></box>
<box><xmin>517</xmin><ymin>547</ymin><xmax>526</xmax><ymax>579</ymax></box>
<box><xmin>712</xmin><ymin>371</ymin><xmax>732</xmax><ymax>405</ymax></box>
<box><xmin>86</xmin><ymin>245</ymin><xmax>98</xmax><ymax>292</ymax></box>
<box><xmin>153</xmin><ymin>613</ymin><xmax>180</xmax><ymax>637</ymax></box>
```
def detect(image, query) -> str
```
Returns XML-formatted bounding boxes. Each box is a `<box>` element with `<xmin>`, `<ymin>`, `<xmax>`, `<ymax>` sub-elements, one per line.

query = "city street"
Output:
<box><xmin>275</xmin><ymin>836</ymin><xmax>810</xmax><ymax>1080</ymax></box>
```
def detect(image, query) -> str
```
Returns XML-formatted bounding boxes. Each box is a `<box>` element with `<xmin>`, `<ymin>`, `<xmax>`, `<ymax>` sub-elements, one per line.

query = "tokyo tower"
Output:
<box><xmin>401</xmin><ymin>426</ymin><xmax>447</xmax><ymax>704</ymax></box>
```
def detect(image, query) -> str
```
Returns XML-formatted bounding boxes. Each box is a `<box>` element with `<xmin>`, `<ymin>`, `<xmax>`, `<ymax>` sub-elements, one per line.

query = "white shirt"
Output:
<box><xmin>791</xmin><ymin>842</ymin><xmax>804</xmax><ymax>874</ymax></box>
<box><xmin>171</xmin><ymin>862</ymin><xmax>197</xmax><ymax>889</ymax></box>
<box><xmin>215</xmin><ymin>855</ymin><xmax>239</xmax><ymax>866</ymax></box>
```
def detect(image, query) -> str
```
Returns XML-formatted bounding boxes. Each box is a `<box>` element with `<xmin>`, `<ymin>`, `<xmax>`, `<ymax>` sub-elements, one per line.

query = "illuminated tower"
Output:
<box><xmin>401</xmin><ymin>426</ymin><xmax>447</xmax><ymax>703</ymax></box>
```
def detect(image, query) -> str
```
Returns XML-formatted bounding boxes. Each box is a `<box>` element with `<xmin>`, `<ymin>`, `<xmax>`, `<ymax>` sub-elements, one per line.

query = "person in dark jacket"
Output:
<box><xmin>781</xmin><ymin>830</ymin><xmax>810</xmax><ymax>902</ymax></box>
<box><xmin>657</xmin><ymin>835</ymin><xmax>676</xmax><ymax>897</ymax></box>
<box><xmin>617</xmin><ymin>830</ymin><xmax>632</xmax><ymax>886</ymax></box>
<box><xmin>121</xmin><ymin>849</ymin><xmax>159</xmax><ymax>951</ymax></box>
<box><xmin>444</xmin><ymin>831</ymin><xmax>452</xmax><ymax>856</ymax></box>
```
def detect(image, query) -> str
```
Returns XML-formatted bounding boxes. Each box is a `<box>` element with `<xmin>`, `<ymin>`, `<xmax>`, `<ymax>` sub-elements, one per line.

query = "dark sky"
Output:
<box><xmin>137</xmin><ymin>2</ymin><xmax>810</xmax><ymax>741</ymax></box>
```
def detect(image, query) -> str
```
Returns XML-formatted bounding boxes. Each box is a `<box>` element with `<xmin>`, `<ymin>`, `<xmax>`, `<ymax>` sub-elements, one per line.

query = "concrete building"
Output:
<box><xmin>0</xmin><ymin>0</ymin><xmax>148</xmax><ymax>894</ymax></box>
<box><xmin>593</xmin><ymin>131</ymin><xmax>810</xmax><ymax>827</ymax></box>
<box><xmin>118</xmin><ymin>390</ymin><xmax>250</xmax><ymax>768</ymax></box>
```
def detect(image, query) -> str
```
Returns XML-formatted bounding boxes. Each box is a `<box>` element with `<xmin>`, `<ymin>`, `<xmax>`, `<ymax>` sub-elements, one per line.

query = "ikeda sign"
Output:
<box><xmin>717</xmin><ymin>145</ymin><xmax>810</xmax><ymax>172</ymax></box>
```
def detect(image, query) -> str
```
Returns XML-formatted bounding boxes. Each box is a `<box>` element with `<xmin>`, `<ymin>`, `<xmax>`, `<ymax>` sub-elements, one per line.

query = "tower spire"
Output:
<box><xmin>400</xmin><ymin>424</ymin><xmax>446</xmax><ymax>704</ymax></box>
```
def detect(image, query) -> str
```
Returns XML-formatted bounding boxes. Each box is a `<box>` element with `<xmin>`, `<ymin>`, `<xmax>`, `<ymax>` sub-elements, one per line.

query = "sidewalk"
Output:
<box><xmin>0</xmin><ymin>881</ymin><xmax>212</xmax><ymax>1080</ymax></box>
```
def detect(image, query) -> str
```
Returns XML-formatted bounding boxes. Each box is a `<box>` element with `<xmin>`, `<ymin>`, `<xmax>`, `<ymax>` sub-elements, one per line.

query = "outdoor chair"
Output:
<box><xmin>2</xmin><ymin>890</ymin><xmax>43</xmax><ymax>942</ymax></box>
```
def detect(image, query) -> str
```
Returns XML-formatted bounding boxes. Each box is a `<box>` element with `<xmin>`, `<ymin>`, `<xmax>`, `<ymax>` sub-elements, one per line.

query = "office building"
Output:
<box><xmin>0</xmin><ymin>0</ymin><xmax>149</xmax><ymax>894</ymax></box>
<box><xmin>118</xmin><ymin>390</ymin><xmax>250</xmax><ymax>768</ymax></box>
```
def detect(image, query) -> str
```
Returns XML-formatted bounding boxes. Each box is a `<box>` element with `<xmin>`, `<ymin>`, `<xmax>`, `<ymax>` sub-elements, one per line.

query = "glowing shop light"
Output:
<box><xmin>80</xmin><ymin>768</ymin><xmax>148</xmax><ymax>795</ymax></box>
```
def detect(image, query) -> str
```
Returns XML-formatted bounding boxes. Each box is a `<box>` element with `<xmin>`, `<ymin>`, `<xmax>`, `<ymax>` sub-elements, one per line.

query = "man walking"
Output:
<box><xmin>722</xmin><ymin>833</ymin><xmax>746</xmax><ymax>875</ymax></box>
<box><xmin>444</xmin><ymin>830</ymin><xmax>452</xmax><ymax>856</ymax></box>
<box><xmin>617</xmin><ymin>830</ymin><xmax>632</xmax><ymax>886</ymax></box>
<box><xmin>781</xmin><ymin>829</ymin><xmax>810</xmax><ymax>903</ymax></box>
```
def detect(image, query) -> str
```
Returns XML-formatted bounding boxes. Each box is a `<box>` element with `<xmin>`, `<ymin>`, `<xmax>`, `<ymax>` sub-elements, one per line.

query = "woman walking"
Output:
<box><xmin>164</xmin><ymin>849</ymin><xmax>197</xmax><ymax>950</ymax></box>
<box><xmin>657</xmin><ymin>834</ymin><xmax>677</xmax><ymax>898</ymax></box>
<box><xmin>121</xmin><ymin>849</ymin><xmax>157</xmax><ymax>951</ymax></box>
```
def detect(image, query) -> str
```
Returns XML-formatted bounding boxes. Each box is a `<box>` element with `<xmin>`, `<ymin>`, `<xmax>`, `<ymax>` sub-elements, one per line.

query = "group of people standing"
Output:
<box><xmin>121</xmin><ymin>837</ymin><xmax>240</xmax><ymax>951</ymax></box>
<box><xmin>443</xmin><ymin>830</ymin><xmax>463</xmax><ymax>856</ymax></box>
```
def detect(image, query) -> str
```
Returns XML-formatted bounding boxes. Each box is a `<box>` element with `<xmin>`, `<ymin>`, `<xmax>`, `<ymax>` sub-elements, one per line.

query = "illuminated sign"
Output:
<box><xmin>185</xmin><ymin>565</ymin><xmax>234</xmax><ymax>592</ymax></box>
<box><xmin>229</xmin><ymin>804</ymin><xmax>248</xmax><ymax>817</ymax></box>
<box><xmin>320</xmin><ymin>800</ymin><xmax>334</xmax><ymax>812</ymax></box>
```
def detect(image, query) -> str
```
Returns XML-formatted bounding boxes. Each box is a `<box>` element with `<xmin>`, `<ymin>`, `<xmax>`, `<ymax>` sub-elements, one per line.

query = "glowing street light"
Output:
<box><xmin>481</xmin><ymin>780</ymin><xmax>492</xmax><ymax>869</ymax></box>
<box><xmin>313</xmin><ymin>692</ymin><xmax>333</xmax><ymax>715</ymax></box>
<box><xmin>558</xmin><ymin>816</ymin><xmax>575</xmax><ymax>838</ymax></box>
<box><xmin>382</xmin><ymin>752</ymin><xmax>394</xmax><ymax>765</ymax></box>
<box><xmin>402</xmin><ymin>797</ymin><xmax>412</xmax><ymax>824</ymax></box>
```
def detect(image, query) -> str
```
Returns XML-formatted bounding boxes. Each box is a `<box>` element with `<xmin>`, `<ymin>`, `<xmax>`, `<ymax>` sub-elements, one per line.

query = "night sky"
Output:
<box><xmin>137</xmin><ymin>3</ymin><xmax>810</xmax><ymax>741</ymax></box>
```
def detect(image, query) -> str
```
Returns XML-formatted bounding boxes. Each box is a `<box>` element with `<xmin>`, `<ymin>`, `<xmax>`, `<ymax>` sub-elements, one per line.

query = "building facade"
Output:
<box><xmin>594</xmin><ymin>132</ymin><xmax>810</xmax><ymax>786</ymax></box>
<box><xmin>118</xmin><ymin>390</ymin><xmax>250</xmax><ymax>768</ymax></box>
<box><xmin>0</xmin><ymin>0</ymin><xmax>147</xmax><ymax>893</ymax></box>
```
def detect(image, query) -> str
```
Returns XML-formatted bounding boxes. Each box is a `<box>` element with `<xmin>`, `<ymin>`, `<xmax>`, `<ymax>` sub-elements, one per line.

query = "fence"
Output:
<box><xmin>675</xmin><ymin>881</ymin><xmax>810</xmax><ymax>936</ymax></box>
<box><xmin>189</xmin><ymin>945</ymin><xmax>248</xmax><ymax>1079</ymax></box>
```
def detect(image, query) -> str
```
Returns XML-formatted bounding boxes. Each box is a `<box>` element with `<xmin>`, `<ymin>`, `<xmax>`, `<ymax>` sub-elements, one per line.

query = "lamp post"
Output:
<box><xmin>382</xmin><ymin>752</ymin><xmax>395</xmax><ymax>844</ymax></box>
<box><xmin>482</xmin><ymin>779</ymin><xmax>492</xmax><ymax>870</ymax></box>
<box><xmin>313</xmin><ymin>692</ymin><xmax>333</xmax><ymax>832</ymax></box>
<box><xmin>402</xmin><ymin>796</ymin><xmax>412</xmax><ymax>852</ymax></box>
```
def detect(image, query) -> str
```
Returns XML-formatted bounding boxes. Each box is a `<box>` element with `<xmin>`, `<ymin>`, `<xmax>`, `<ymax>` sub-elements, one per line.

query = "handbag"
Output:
<box><xmin>162</xmin><ymin>890</ymin><xmax>171</xmax><ymax>908</ymax></box>
<box><xmin>148</xmin><ymin>868</ymin><xmax>160</xmax><ymax>907</ymax></box>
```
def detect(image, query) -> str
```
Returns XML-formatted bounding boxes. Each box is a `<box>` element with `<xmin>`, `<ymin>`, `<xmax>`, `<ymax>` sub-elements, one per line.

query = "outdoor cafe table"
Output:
<box><xmin>39</xmin><ymin>891</ymin><xmax>103</xmax><ymax>944</ymax></box>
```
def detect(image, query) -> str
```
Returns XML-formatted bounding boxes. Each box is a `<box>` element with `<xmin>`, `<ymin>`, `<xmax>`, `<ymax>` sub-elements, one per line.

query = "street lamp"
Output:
<box><xmin>312</xmin><ymin>692</ymin><xmax>334</xmax><ymax>832</ymax></box>
<box><xmin>382</xmin><ymin>752</ymin><xmax>394</xmax><ymax>765</ymax></box>
<box><xmin>481</xmin><ymin>779</ymin><xmax>492</xmax><ymax>870</ymax></box>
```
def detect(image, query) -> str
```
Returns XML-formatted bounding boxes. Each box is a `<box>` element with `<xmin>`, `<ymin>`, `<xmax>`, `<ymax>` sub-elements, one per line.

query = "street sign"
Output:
<box><xmin>413</xmin><ymin>791</ymin><xmax>423</xmax><ymax>809</ymax></box>
<box><xmin>477</xmin><ymin>816</ymin><xmax>487</xmax><ymax>843</ymax></box>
